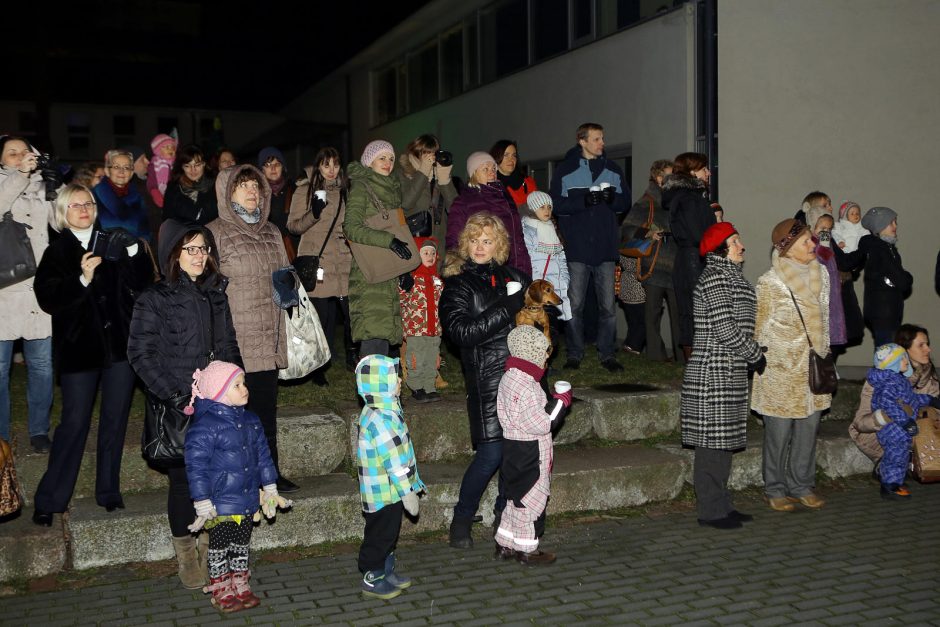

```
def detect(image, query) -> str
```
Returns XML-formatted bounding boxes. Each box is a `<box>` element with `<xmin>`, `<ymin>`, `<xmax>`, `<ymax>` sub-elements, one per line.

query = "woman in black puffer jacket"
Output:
<box><xmin>127</xmin><ymin>219</ymin><xmax>241</xmax><ymax>590</ymax></box>
<box><xmin>439</xmin><ymin>211</ymin><xmax>529</xmax><ymax>550</ymax></box>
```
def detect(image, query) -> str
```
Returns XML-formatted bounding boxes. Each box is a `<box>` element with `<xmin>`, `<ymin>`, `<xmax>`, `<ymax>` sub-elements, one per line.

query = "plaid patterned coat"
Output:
<box><xmin>680</xmin><ymin>254</ymin><xmax>764</xmax><ymax>450</ymax></box>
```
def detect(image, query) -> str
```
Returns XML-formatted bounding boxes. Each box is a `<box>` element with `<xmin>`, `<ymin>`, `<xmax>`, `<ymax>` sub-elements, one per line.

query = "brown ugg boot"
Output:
<box><xmin>172</xmin><ymin>535</ymin><xmax>208</xmax><ymax>589</ymax></box>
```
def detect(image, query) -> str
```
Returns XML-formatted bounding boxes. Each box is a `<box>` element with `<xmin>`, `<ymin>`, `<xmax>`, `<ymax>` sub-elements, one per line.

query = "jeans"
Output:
<box><xmin>0</xmin><ymin>337</ymin><xmax>53</xmax><ymax>440</ymax></box>
<box><xmin>566</xmin><ymin>262</ymin><xmax>617</xmax><ymax>362</ymax></box>
<box><xmin>454</xmin><ymin>440</ymin><xmax>506</xmax><ymax>520</ymax></box>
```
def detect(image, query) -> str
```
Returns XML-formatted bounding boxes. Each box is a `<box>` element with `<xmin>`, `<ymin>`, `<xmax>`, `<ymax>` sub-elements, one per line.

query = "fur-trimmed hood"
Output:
<box><xmin>661</xmin><ymin>173</ymin><xmax>707</xmax><ymax>194</ymax></box>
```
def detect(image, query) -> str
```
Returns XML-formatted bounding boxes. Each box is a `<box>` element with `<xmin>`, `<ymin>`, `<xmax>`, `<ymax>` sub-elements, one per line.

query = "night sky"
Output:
<box><xmin>13</xmin><ymin>1</ymin><xmax>429</xmax><ymax>112</ymax></box>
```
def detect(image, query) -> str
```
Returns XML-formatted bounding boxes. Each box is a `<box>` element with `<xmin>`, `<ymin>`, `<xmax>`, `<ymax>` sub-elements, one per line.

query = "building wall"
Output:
<box><xmin>719</xmin><ymin>0</ymin><xmax>940</xmax><ymax>367</ymax></box>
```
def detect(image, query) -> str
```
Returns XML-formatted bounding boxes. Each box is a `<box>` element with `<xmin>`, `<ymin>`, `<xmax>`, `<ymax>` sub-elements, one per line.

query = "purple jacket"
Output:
<box><xmin>815</xmin><ymin>239</ymin><xmax>847</xmax><ymax>347</ymax></box>
<box><xmin>446</xmin><ymin>182</ymin><xmax>532</xmax><ymax>277</ymax></box>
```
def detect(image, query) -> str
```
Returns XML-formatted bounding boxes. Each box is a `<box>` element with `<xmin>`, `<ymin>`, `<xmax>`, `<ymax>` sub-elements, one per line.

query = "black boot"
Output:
<box><xmin>346</xmin><ymin>348</ymin><xmax>360</xmax><ymax>372</ymax></box>
<box><xmin>449</xmin><ymin>516</ymin><xmax>474</xmax><ymax>549</ymax></box>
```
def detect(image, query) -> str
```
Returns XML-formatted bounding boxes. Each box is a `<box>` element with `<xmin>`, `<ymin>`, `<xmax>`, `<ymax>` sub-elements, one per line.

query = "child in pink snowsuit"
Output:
<box><xmin>494</xmin><ymin>325</ymin><xmax>571</xmax><ymax>565</ymax></box>
<box><xmin>147</xmin><ymin>133</ymin><xmax>177</xmax><ymax>208</ymax></box>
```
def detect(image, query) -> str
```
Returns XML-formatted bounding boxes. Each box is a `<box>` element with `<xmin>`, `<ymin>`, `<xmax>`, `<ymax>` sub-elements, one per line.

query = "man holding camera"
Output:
<box><xmin>549</xmin><ymin>123</ymin><xmax>629</xmax><ymax>373</ymax></box>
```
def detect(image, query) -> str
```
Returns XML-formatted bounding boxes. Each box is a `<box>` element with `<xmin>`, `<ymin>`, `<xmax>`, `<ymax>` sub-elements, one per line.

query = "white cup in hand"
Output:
<box><xmin>314</xmin><ymin>190</ymin><xmax>327</xmax><ymax>202</ymax></box>
<box><xmin>590</xmin><ymin>185</ymin><xmax>601</xmax><ymax>192</ymax></box>
<box><xmin>506</xmin><ymin>281</ymin><xmax>522</xmax><ymax>295</ymax></box>
<box><xmin>599</xmin><ymin>182</ymin><xmax>611</xmax><ymax>190</ymax></box>
<box><xmin>554</xmin><ymin>381</ymin><xmax>571</xmax><ymax>394</ymax></box>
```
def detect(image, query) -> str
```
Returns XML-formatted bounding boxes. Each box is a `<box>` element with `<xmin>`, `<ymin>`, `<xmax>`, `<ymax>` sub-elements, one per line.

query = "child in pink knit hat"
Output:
<box><xmin>147</xmin><ymin>133</ymin><xmax>177</xmax><ymax>208</ymax></box>
<box><xmin>183</xmin><ymin>360</ymin><xmax>291</xmax><ymax>613</ymax></box>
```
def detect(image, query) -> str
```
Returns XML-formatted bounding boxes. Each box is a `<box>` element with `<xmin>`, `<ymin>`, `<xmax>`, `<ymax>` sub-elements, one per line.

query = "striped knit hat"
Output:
<box><xmin>874</xmin><ymin>344</ymin><xmax>913</xmax><ymax>377</ymax></box>
<box><xmin>184</xmin><ymin>361</ymin><xmax>245</xmax><ymax>415</ymax></box>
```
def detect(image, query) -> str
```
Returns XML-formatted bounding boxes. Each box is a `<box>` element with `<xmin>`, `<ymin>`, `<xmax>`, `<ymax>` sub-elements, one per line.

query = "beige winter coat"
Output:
<box><xmin>0</xmin><ymin>167</ymin><xmax>54</xmax><ymax>341</ymax></box>
<box><xmin>751</xmin><ymin>251</ymin><xmax>832</xmax><ymax>418</ymax></box>
<box><xmin>207</xmin><ymin>165</ymin><xmax>289</xmax><ymax>373</ymax></box>
<box><xmin>287</xmin><ymin>168</ymin><xmax>351</xmax><ymax>298</ymax></box>
<box><xmin>849</xmin><ymin>366</ymin><xmax>940</xmax><ymax>461</ymax></box>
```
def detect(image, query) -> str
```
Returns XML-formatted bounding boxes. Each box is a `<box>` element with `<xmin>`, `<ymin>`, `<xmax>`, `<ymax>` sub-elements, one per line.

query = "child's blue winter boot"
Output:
<box><xmin>384</xmin><ymin>552</ymin><xmax>412</xmax><ymax>589</ymax></box>
<box><xmin>361</xmin><ymin>569</ymin><xmax>402</xmax><ymax>600</ymax></box>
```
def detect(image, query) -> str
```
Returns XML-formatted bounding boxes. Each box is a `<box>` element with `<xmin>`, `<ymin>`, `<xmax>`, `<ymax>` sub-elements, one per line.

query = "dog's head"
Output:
<box><xmin>525</xmin><ymin>279</ymin><xmax>562</xmax><ymax>307</ymax></box>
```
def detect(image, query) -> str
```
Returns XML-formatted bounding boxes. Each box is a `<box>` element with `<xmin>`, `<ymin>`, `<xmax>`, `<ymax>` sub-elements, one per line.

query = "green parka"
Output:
<box><xmin>344</xmin><ymin>161</ymin><xmax>404</xmax><ymax>344</ymax></box>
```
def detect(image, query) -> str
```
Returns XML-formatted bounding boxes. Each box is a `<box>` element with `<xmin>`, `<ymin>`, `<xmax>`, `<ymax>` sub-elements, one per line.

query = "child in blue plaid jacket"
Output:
<box><xmin>355</xmin><ymin>354</ymin><xmax>426</xmax><ymax>600</ymax></box>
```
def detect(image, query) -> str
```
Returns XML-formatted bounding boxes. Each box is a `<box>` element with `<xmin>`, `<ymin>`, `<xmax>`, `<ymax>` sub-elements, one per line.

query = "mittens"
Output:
<box><xmin>552</xmin><ymin>390</ymin><xmax>572</xmax><ymax>407</ymax></box>
<box><xmin>188</xmin><ymin>499</ymin><xmax>217</xmax><ymax>532</ymax></box>
<box><xmin>401</xmin><ymin>491</ymin><xmax>420</xmax><ymax>516</ymax></box>
<box><xmin>260</xmin><ymin>485</ymin><xmax>293</xmax><ymax>520</ymax></box>
<box><xmin>601</xmin><ymin>186</ymin><xmax>616</xmax><ymax>205</ymax></box>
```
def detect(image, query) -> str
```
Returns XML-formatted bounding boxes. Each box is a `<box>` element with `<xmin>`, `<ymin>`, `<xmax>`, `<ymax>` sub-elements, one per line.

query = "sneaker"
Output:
<box><xmin>30</xmin><ymin>435</ymin><xmax>51</xmax><ymax>454</ymax></box>
<box><xmin>411</xmin><ymin>389</ymin><xmax>431</xmax><ymax>403</ymax></box>
<box><xmin>384</xmin><ymin>553</ymin><xmax>412</xmax><ymax>589</ymax></box>
<box><xmin>600</xmin><ymin>358</ymin><xmax>624</xmax><ymax>372</ymax></box>
<box><xmin>361</xmin><ymin>569</ymin><xmax>402</xmax><ymax>600</ymax></box>
<box><xmin>563</xmin><ymin>358</ymin><xmax>581</xmax><ymax>370</ymax></box>
<box><xmin>880</xmin><ymin>484</ymin><xmax>911</xmax><ymax>500</ymax></box>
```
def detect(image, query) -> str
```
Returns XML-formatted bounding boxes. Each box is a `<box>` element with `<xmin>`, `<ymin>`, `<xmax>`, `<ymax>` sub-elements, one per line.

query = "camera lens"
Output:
<box><xmin>435</xmin><ymin>150</ymin><xmax>453</xmax><ymax>168</ymax></box>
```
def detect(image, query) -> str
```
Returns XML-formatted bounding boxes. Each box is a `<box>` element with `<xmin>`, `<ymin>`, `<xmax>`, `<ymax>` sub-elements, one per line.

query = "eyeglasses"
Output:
<box><xmin>67</xmin><ymin>201</ymin><xmax>97</xmax><ymax>210</ymax></box>
<box><xmin>108</xmin><ymin>165</ymin><xmax>133</xmax><ymax>172</ymax></box>
<box><xmin>237</xmin><ymin>181</ymin><xmax>260</xmax><ymax>191</ymax></box>
<box><xmin>181</xmin><ymin>245</ymin><xmax>211</xmax><ymax>256</ymax></box>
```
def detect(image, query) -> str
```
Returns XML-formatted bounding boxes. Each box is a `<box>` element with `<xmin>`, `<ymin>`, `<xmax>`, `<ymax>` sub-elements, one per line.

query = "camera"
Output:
<box><xmin>89</xmin><ymin>230</ymin><xmax>124</xmax><ymax>262</ymax></box>
<box><xmin>35</xmin><ymin>152</ymin><xmax>62</xmax><ymax>202</ymax></box>
<box><xmin>434</xmin><ymin>149</ymin><xmax>453</xmax><ymax>168</ymax></box>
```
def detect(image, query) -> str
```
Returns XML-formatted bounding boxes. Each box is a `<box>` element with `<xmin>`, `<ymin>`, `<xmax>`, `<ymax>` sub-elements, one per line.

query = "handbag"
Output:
<box><xmin>0</xmin><ymin>437</ymin><xmax>22</xmax><ymax>517</ymax></box>
<box><xmin>0</xmin><ymin>211</ymin><xmax>37</xmax><ymax>290</ymax></box>
<box><xmin>294</xmin><ymin>189</ymin><xmax>344</xmax><ymax>293</ymax></box>
<box><xmin>788</xmin><ymin>289</ymin><xmax>838</xmax><ymax>395</ymax></box>
<box><xmin>347</xmin><ymin>180</ymin><xmax>420</xmax><ymax>283</ymax></box>
<box><xmin>619</xmin><ymin>195</ymin><xmax>661</xmax><ymax>260</ymax></box>
<box><xmin>405</xmin><ymin>210</ymin><xmax>432</xmax><ymax>238</ymax></box>
<box><xmin>278</xmin><ymin>282</ymin><xmax>331</xmax><ymax>380</ymax></box>
<box><xmin>142</xmin><ymin>392</ymin><xmax>193</xmax><ymax>463</ymax></box>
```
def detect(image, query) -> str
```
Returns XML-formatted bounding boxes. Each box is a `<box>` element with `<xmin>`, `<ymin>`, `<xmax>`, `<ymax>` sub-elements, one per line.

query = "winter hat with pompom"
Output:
<box><xmin>184</xmin><ymin>361</ymin><xmax>245</xmax><ymax>415</ymax></box>
<box><xmin>874</xmin><ymin>343</ymin><xmax>913</xmax><ymax>377</ymax></box>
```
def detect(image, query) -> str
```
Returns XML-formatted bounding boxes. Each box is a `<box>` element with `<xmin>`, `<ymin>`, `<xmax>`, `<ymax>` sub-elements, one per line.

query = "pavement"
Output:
<box><xmin>3</xmin><ymin>477</ymin><xmax>939</xmax><ymax>626</ymax></box>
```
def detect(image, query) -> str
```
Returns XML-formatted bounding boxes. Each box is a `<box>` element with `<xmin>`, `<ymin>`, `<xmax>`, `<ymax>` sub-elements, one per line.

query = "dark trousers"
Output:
<box><xmin>245</xmin><ymin>370</ymin><xmax>281</xmax><ymax>473</ymax></box>
<box><xmin>866</xmin><ymin>317</ymin><xmax>901</xmax><ymax>348</ymax></box>
<box><xmin>312</xmin><ymin>295</ymin><xmax>354</xmax><ymax>361</ymax></box>
<box><xmin>693</xmin><ymin>447</ymin><xmax>734</xmax><ymax>521</ymax></box>
<box><xmin>358</xmin><ymin>501</ymin><xmax>403</xmax><ymax>573</ymax></box>
<box><xmin>360</xmin><ymin>339</ymin><xmax>390</xmax><ymax>358</ymax></box>
<box><xmin>672</xmin><ymin>248</ymin><xmax>705</xmax><ymax>347</ymax></box>
<box><xmin>33</xmin><ymin>360</ymin><xmax>135</xmax><ymax>512</ymax></box>
<box><xmin>167</xmin><ymin>464</ymin><xmax>195</xmax><ymax>537</ymax></box>
<box><xmin>620</xmin><ymin>302</ymin><xmax>646</xmax><ymax>351</ymax></box>
<box><xmin>454</xmin><ymin>440</ymin><xmax>506</xmax><ymax>520</ymax></box>
<box><xmin>644</xmin><ymin>284</ymin><xmax>681</xmax><ymax>362</ymax></box>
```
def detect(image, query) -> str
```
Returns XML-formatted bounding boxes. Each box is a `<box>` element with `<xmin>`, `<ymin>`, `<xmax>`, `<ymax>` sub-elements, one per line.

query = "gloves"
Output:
<box><xmin>398</xmin><ymin>273</ymin><xmax>415</xmax><ymax>292</ymax></box>
<box><xmin>260</xmin><ymin>485</ymin><xmax>293</xmax><ymax>520</ymax></box>
<box><xmin>601</xmin><ymin>186</ymin><xmax>616</xmax><ymax>205</ymax></box>
<box><xmin>109</xmin><ymin>227</ymin><xmax>137</xmax><ymax>249</ymax></box>
<box><xmin>188</xmin><ymin>499</ymin><xmax>217</xmax><ymax>532</ymax></box>
<box><xmin>585</xmin><ymin>189</ymin><xmax>603</xmax><ymax>207</ymax></box>
<box><xmin>401</xmin><ymin>491</ymin><xmax>420</xmax><ymax>516</ymax></box>
<box><xmin>435</xmin><ymin>163</ymin><xmax>453</xmax><ymax>186</ymax></box>
<box><xmin>389</xmin><ymin>238</ymin><xmax>413</xmax><ymax>260</ymax></box>
<box><xmin>552</xmin><ymin>390</ymin><xmax>572</xmax><ymax>407</ymax></box>
<box><xmin>750</xmin><ymin>355</ymin><xmax>767</xmax><ymax>376</ymax></box>
<box><xmin>310</xmin><ymin>196</ymin><xmax>327</xmax><ymax>220</ymax></box>
<box><xmin>500</xmin><ymin>290</ymin><xmax>525</xmax><ymax>315</ymax></box>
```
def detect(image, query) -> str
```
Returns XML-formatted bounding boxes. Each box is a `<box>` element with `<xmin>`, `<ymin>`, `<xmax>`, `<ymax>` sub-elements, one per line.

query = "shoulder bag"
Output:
<box><xmin>142</xmin><ymin>391</ymin><xmax>193</xmax><ymax>463</ymax></box>
<box><xmin>619</xmin><ymin>195</ymin><xmax>661</xmax><ymax>260</ymax></box>
<box><xmin>788</xmin><ymin>289</ymin><xmax>838</xmax><ymax>395</ymax></box>
<box><xmin>347</xmin><ymin>180</ymin><xmax>420</xmax><ymax>283</ymax></box>
<box><xmin>278</xmin><ymin>281</ymin><xmax>331</xmax><ymax>380</ymax></box>
<box><xmin>0</xmin><ymin>211</ymin><xmax>37</xmax><ymax>290</ymax></box>
<box><xmin>294</xmin><ymin>190</ymin><xmax>344</xmax><ymax>293</ymax></box>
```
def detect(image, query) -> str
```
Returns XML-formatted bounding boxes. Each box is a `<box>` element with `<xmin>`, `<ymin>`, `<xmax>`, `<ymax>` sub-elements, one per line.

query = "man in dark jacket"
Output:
<box><xmin>550</xmin><ymin>123</ymin><xmax>629</xmax><ymax>372</ymax></box>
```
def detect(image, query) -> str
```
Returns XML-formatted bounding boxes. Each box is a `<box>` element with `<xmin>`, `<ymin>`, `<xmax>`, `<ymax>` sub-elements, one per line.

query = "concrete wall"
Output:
<box><xmin>718</xmin><ymin>0</ymin><xmax>940</xmax><ymax>366</ymax></box>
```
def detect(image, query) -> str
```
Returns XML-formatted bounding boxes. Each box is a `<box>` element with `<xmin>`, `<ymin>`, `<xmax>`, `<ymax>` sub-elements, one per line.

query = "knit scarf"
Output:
<box><xmin>880</xmin><ymin>234</ymin><xmax>898</xmax><ymax>245</ymax></box>
<box><xmin>497</xmin><ymin>169</ymin><xmax>525</xmax><ymax>192</ymax></box>
<box><xmin>231</xmin><ymin>201</ymin><xmax>261</xmax><ymax>224</ymax></box>
<box><xmin>180</xmin><ymin>175</ymin><xmax>211</xmax><ymax>202</ymax></box>
<box><xmin>105</xmin><ymin>177</ymin><xmax>129</xmax><ymax>198</ymax></box>
<box><xmin>522</xmin><ymin>216</ymin><xmax>562</xmax><ymax>256</ymax></box>
<box><xmin>773</xmin><ymin>250</ymin><xmax>825</xmax><ymax>351</ymax></box>
<box><xmin>268</xmin><ymin>176</ymin><xmax>287</xmax><ymax>197</ymax></box>
<box><xmin>413</xmin><ymin>262</ymin><xmax>440</xmax><ymax>335</ymax></box>
<box><xmin>505</xmin><ymin>356</ymin><xmax>545</xmax><ymax>381</ymax></box>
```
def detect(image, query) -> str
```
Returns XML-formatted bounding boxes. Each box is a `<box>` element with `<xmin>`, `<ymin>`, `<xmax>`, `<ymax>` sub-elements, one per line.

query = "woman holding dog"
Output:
<box><xmin>440</xmin><ymin>212</ymin><xmax>530</xmax><ymax>549</ymax></box>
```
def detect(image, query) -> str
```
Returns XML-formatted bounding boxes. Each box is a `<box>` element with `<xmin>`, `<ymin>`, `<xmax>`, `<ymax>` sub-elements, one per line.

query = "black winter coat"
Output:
<box><xmin>662</xmin><ymin>174</ymin><xmax>715</xmax><ymax>250</ymax></box>
<box><xmin>161</xmin><ymin>180</ymin><xmax>218</xmax><ymax>226</ymax></box>
<box><xmin>127</xmin><ymin>273</ymin><xmax>242</xmax><ymax>401</ymax></box>
<box><xmin>840</xmin><ymin>234</ymin><xmax>913</xmax><ymax>323</ymax></box>
<box><xmin>439</xmin><ymin>261</ymin><xmax>530</xmax><ymax>446</ymax></box>
<box><xmin>34</xmin><ymin>230</ymin><xmax>156</xmax><ymax>374</ymax></box>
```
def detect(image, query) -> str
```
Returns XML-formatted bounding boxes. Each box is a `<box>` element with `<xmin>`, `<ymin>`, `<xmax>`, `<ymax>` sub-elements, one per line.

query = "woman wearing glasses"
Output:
<box><xmin>162</xmin><ymin>144</ymin><xmax>218</xmax><ymax>226</ymax></box>
<box><xmin>32</xmin><ymin>184</ymin><xmax>155</xmax><ymax>526</ymax></box>
<box><xmin>92</xmin><ymin>149</ymin><xmax>152</xmax><ymax>241</ymax></box>
<box><xmin>128</xmin><ymin>219</ymin><xmax>242</xmax><ymax>589</ymax></box>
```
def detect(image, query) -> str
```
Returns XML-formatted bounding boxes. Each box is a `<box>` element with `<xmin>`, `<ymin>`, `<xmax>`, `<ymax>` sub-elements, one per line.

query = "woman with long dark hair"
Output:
<box><xmin>162</xmin><ymin>144</ymin><xmax>218</xmax><ymax>226</ymax></box>
<box><xmin>490</xmin><ymin>140</ymin><xmax>538</xmax><ymax>209</ymax></box>
<box><xmin>288</xmin><ymin>147</ymin><xmax>357</xmax><ymax>382</ymax></box>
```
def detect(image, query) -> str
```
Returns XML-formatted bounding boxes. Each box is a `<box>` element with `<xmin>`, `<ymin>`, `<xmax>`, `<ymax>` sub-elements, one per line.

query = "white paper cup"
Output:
<box><xmin>554</xmin><ymin>380</ymin><xmax>572</xmax><ymax>394</ymax></box>
<box><xmin>590</xmin><ymin>185</ymin><xmax>601</xmax><ymax>192</ymax></box>
<box><xmin>599</xmin><ymin>182</ymin><xmax>611</xmax><ymax>189</ymax></box>
<box><xmin>314</xmin><ymin>190</ymin><xmax>327</xmax><ymax>202</ymax></box>
<box><xmin>506</xmin><ymin>281</ymin><xmax>522</xmax><ymax>295</ymax></box>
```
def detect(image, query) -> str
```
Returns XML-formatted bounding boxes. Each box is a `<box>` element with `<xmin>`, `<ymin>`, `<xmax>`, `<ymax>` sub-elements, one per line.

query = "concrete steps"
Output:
<box><xmin>2</xmin><ymin>381</ymin><xmax>872</xmax><ymax>582</ymax></box>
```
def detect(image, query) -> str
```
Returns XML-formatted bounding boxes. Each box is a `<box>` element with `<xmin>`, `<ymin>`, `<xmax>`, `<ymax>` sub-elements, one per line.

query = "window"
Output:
<box><xmin>440</xmin><ymin>28</ymin><xmax>464</xmax><ymax>100</ymax></box>
<box><xmin>113</xmin><ymin>114</ymin><xmax>135</xmax><ymax>148</ymax></box>
<box><xmin>572</xmin><ymin>0</ymin><xmax>595</xmax><ymax>43</ymax></box>
<box><xmin>408</xmin><ymin>41</ymin><xmax>439</xmax><ymax>111</ymax></box>
<box><xmin>157</xmin><ymin>116</ymin><xmax>178</xmax><ymax>135</ymax></box>
<box><xmin>199</xmin><ymin>117</ymin><xmax>215</xmax><ymax>140</ymax></box>
<box><xmin>597</xmin><ymin>0</ymin><xmax>655</xmax><ymax>37</ymax></box>
<box><xmin>373</xmin><ymin>62</ymin><xmax>405</xmax><ymax>125</ymax></box>
<box><xmin>480</xmin><ymin>0</ymin><xmax>528</xmax><ymax>83</ymax></box>
<box><xmin>67</xmin><ymin>112</ymin><xmax>91</xmax><ymax>155</ymax></box>
<box><xmin>532</xmin><ymin>0</ymin><xmax>568</xmax><ymax>61</ymax></box>
<box><xmin>464</xmin><ymin>16</ymin><xmax>479</xmax><ymax>89</ymax></box>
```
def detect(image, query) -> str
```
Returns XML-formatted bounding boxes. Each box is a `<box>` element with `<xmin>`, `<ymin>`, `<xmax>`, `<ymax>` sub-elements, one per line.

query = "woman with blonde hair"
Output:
<box><xmin>439</xmin><ymin>211</ymin><xmax>529</xmax><ymax>549</ymax></box>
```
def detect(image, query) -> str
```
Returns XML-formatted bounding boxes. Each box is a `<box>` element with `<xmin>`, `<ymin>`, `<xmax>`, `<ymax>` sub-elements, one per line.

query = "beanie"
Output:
<box><xmin>699</xmin><ymin>222</ymin><xmax>738</xmax><ymax>257</ymax></box>
<box><xmin>874</xmin><ymin>343</ymin><xmax>913</xmax><ymax>377</ymax></box>
<box><xmin>771</xmin><ymin>218</ymin><xmax>808</xmax><ymax>256</ymax></box>
<box><xmin>466</xmin><ymin>151</ymin><xmax>496</xmax><ymax>179</ymax></box>
<box><xmin>150</xmin><ymin>134</ymin><xmax>176</xmax><ymax>155</ymax></box>
<box><xmin>184</xmin><ymin>361</ymin><xmax>245</xmax><ymax>415</ymax></box>
<box><xmin>805</xmin><ymin>206</ymin><xmax>833</xmax><ymax>232</ymax></box>
<box><xmin>507</xmin><ymin>325</ymin><xmax>551</xmax><ymax>368</ymax></box>
<box><xmin>526</xmin><ymin>190</ymin><xmax>553</xmax><ymax>213</ymax></box>
<box><xmin>257</xmin><ymin>146</ymin><xmax>285</xmax><ymax>169</ymax></box>
<box><xmin>360</xmin><ymin>140</ymin><xmax>395</xmax><ymax>168</ymax></box>
<box><xmin>416</xmin><ymin>236</ymin><xmax>438</xmax><ymax>252</ymax></box>
<box><xmin>861</xmin><ymin>206</ymin><xmax>897</xmax><ymax>235</ymax></box>
<box><xmin>838</xmin><ymin>201</ymin><xmax>860</xmax><ymax>221</ymax></box>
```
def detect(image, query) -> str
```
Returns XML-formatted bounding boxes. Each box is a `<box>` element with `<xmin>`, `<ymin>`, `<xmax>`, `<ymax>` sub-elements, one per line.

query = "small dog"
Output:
<box><xmin>515</xmin><ymin>279</ymin><xmax>562</xmax><ymax>349</ymax></box>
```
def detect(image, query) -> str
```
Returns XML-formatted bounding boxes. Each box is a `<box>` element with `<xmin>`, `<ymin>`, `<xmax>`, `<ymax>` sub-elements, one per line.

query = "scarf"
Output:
<box><xmin>505</xmin><ymin>356</ymin><xmax>545</xmax><ymax>381</ymax></box>
<box><xmin>910</xmin><ymin>360</ymin><xmax>940</xmax><ymax>394</ymax></box>
<box><xmin>497</xmin><ymin>169</ymin><xmax>525</xmax><ymax>191</ymax></box>
<box><xmin>773</xmin><ymin>250</ymin><xmax>825</xmax><ymax>351</ymax></box>
<box><xmin>413</xmin><ymin>262</ymin><xmax>440</xmax><ymax>335</ymax></box>
<box><xmin>106</xmin><ymin>177</ymin><xmax>129</xmax><ymax>198</ymax></box>
<box><xmin>231</xmin><ymin>201</ymin><xmax>261</xmax><ymax>224</ymax></box>
<box><xmin>880</xmin><ymin>234</ymin><xmax>898</xmax><ymax>245</ymax></box>
<box><xmin>180</xmin><ymin>175</ymin><xmax>211</xmax><ymax>202</ymax></box>
<box><xmin>522</xmin><ymin>216</ymin><xmax>562</xmax><ymax>256</ymax></box>
<box><xmin>269</xmin><ymin>176</ymin><xmax>287</xmax><ymax>197</ymax></box>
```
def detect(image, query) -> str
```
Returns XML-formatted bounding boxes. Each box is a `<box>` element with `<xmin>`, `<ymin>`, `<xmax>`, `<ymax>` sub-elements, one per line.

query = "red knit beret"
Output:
<box><xmin>699</xmin><ymin>222</ymin><xmax>738</xmax><ymax>257</ymax></box>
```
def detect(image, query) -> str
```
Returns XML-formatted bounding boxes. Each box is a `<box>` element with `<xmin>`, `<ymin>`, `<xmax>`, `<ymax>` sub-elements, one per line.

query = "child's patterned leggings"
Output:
<box><xmin>207</xmin><ymin>518</ymin><xmax>253</xmax><ymax>579</ymax></box>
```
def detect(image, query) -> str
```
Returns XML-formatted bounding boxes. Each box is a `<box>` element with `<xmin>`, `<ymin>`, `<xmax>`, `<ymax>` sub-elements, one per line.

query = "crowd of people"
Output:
<box><xmin>1</xmin><ymin>121</ymin><xmax>939</xmax><ymax>608</ymax></box>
